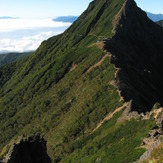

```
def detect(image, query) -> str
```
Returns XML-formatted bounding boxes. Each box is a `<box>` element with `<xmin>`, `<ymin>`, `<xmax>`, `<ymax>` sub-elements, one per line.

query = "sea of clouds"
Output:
<box><xmin>0</xmin><ymin>18</ymin><xmax>71</xmax><ymax>54</ymax></box>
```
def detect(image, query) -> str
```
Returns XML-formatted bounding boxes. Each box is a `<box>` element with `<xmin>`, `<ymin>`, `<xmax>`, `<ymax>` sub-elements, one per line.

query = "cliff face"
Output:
<box><xmin>156</xmin><ymin>20</ymin><xmax>163</xmax><ymax>27</ymax></box>
<box><xmin>104</xmin><ymin>0</ymin><xmax>163</xmax><ymax>112</ymax></box>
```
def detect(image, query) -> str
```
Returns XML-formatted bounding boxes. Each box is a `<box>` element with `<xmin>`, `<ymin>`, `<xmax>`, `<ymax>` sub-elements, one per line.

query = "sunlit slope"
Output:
<box><xmin>0</xmin><ymin>0</ymin><xmax>125</xmax><ymax>160</ymax></box>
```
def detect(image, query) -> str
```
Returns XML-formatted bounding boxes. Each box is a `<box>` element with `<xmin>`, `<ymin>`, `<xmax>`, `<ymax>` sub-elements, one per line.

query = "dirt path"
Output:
<box><xmin>92</xmin><ymin>102</ymin><xmax>127</xmax><ymax>133</ymax></box>
<box><xmin>109</xmin><ymin>66</ymin><xmax>123</xmax><ymax>102</ymax></box>
<box><xmin>87</xmin><ymin>40</ymin><xmax>126</xmax><ymax>133</ymax></box>
<box><xmin>69</xmin><ymin>63</ymin><xmax>77</xmax><ymax>72</ymax></box>
<box><xmin>86</xmin><ymin>53</ymin><xmax>110</xmax><ymax>74</ymax></box>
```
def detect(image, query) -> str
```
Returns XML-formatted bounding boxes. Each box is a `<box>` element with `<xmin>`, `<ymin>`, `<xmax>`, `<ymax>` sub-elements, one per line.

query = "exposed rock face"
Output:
<box><xmin>3</xmin><ymin>134</ymin><xmax>51</xmax><ymax>163</ymax></box>
<box><xmin>156</xmin><ymin>20</ymin><xmax>163</xmax><ymax>27</ymax></box>
<box><xmin>138</xmin><ymin>107</ymin><xmax>163</xmax><ymax>162</ymax></box>
<box><xmin>104</xmin><ymin>0</ymin><xmax>163</xmax><ymax>112</ymax></box>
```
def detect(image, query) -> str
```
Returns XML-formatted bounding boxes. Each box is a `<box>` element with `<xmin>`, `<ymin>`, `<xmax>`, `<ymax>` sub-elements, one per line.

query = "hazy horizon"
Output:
<box><xmin>0</xmin><ymin>18</ymin><xmax>71</xmax><ymax>54</ymax></box>
<box><xmin>0</xmin><ymin>0</ymin><xmax>163</xmax><ymax>19</ymax></box>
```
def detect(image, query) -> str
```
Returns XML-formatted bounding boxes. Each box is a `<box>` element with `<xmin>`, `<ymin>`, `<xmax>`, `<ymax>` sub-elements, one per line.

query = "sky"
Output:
<box><xmin>0</xmin><ymin>0</ymin><xmax>92</xmax><ymax>18</ymax></box>
<box><xmin>135</xmin><ymin>0</ymin><xmax>163</xmax><ymax>14</ymax></box>
<box><xmin>0</xmin><ymin>0</ymin><xmax>162</xmax><ymax>19</ymax></box>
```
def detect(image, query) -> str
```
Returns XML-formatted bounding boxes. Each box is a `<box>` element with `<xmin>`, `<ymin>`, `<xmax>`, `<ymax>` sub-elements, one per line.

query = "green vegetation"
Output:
<box><xmin>0</xmin><ymin>0</ymin><xmax>126</xmax><ymax>160</ymax></box>
<box><xmin>0</xmin><ymin>52</ymin><xmax>31</xmax><ymax>67</ymax></box>
<box><xmin>0</xmin><ymin>0</ymin><xmax>157</xmax><ymax>162</ymax></box>
<box><xmin>61</xmin><ymin>113</ymin><xmax>155</xmax><ymax>163</ymax></box>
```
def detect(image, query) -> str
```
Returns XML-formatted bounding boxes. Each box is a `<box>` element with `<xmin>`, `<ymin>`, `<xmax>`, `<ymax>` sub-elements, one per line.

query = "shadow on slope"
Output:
<box><xmin>104</xmin><ymin>0</ymin><xmax>163</xmax><ymax>112</ymax></box>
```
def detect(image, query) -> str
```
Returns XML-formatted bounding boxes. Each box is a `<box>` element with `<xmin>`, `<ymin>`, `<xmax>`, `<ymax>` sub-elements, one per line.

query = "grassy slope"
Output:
<box><xmin>61</xmin><ymin>112</ymin><xmax>155</xmax><ymax>163</ymax></box>
<box><xmin>0</xmin><ymin>52</ymin><xmax>31</xmax><ymax>67</ymax></box>
<box><xmin>0</xmin><ymin>0</ymin><xmax>125</xmax><ymax>159</ymax></box>
<box><xmin>0</xmin><ymin>0</ymin><xmax>156</xmax><ymax>162</ymax></box>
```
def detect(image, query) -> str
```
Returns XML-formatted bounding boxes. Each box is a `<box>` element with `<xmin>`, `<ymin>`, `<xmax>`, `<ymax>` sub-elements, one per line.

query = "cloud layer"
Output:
<box><xmin>0</xmin><ymin>18</ymin><xmax>70</xmax><ymax>53</ymax></box>
<box><xmin>0</xmin><ymin>31</ymin><xmax>61</xmax><ymax>53</ymax></box>
<box><xmin>0</xmin><ymin>18</ymin><xmax>71</xmax><ymax>32</ymax></box>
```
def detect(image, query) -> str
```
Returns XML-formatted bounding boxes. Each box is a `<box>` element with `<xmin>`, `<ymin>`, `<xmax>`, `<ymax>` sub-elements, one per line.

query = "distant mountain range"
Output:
<box><xmin>146</xmin><ymin>12</ymin><xmax>163</xmax><ymax>22</ymax></box>
<box><xmin>53</xmin><ymin>16</ymin><xmax>78</xmax><ymax>23</ymax></box>
<box><xmin>1</xmin><ymin>12</ymin><xmax>163</xmax><ymax>23</ymax></box>
<box><xmin>0</xmin><ymin>52</ymin><xmax>31</xmax><ymax>67</ymax></box>
<box><xmin>53</xmin><ymin>12</ymin><xmax>163</xmax><ymax>23</ymax></box>
<box><xmin>0</xmin><ymin>16</ymin><xmax>19</xmax><ymax>19</ymax></box>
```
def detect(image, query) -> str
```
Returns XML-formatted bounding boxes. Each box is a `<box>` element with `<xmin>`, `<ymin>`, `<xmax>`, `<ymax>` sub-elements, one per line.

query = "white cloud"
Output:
<box><xmin>0</xmin><ymin>18</ymin><xmax>71</xmax><ymax>53</ymax></box>
<box><xmin>0</xmin><ymin>18</ymin><xmax>71</xmax><ymax>32</ymax></box>
<box><xmin>0</xmin><ymin>31</ymin><xmax>63</xmax><ymax>53</ymax></box>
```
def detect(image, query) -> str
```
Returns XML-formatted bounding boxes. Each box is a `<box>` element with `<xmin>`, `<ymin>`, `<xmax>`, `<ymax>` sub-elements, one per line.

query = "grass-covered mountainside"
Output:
<box><xmin>0</xmin><ymin>52</ymin><xmax>31</xmax><ymax>67</ymax></box>
<box><xmin>156</xmin><ymin>20</ymin><xmax>163</xmax><ymax>27</ymax></box>
<box><xmin>0</xmin><ymin>0</ymin><xmax>163</xmax><ymax>162</ymax></box>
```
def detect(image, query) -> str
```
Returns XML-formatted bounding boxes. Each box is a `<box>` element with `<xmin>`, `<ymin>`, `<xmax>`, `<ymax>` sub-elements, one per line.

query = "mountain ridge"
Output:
<box><xmin>0</xmin><ymin>0</ymin><xmax>163</xmax><ymax>162</ymax></box>
<box><xmin>0</xmin><ymin>0</ymin><xmax>126</xmax><ymax>160</ymax></box>
<box><xmin>104</xmin><ymin>0</ymin><xmax>163</xmax><ymax>112</ymax></box>
<box><xmin>156</xmin><ymin>20</ymin><xmax>163</xmax><ymax>27</ymax></box>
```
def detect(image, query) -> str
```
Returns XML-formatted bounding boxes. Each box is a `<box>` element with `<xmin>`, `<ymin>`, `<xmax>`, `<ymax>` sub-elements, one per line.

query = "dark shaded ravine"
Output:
<box><xmin>104</xmin><ymin>0</ymin><xmax>163</xmax><ymax>112</ymax></box>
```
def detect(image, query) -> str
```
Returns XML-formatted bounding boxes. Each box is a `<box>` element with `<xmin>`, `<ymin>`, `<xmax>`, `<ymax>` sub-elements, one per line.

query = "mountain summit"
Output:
<box><xmin>104</xmin><ymin>0</ymin><xmax>163</xmax><ymax>112</ymax></box>
<box><xmin>0</xmin><ymin>0</ymin><xmax>163</xmax><ymax>162</ymax></box>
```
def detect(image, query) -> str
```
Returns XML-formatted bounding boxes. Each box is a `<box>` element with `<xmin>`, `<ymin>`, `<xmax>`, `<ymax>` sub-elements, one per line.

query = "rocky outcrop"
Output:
<box><xmin>156</xmin><ymin>20</ymin><xmax>163</xmax><ymax>27</ymax></box>
<box><xmin>138</xmin><ymin>107</ymin><xmax>163</xmax><ymax>162</ymax></box>
<box><xmin>104</xmin><ymin>0</ymin><xmax>163</xmax><ymax>112</ymax></box>
<box><xmin>2</xmin><ymin>134</ymin><xmax>51</xmax><ymax>163</ymax></box>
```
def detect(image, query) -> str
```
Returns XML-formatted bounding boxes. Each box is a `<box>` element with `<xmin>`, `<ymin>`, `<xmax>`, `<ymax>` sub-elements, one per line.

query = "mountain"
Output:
<box><xmin>0</xmin><ymin>16</ymin><xmax>19</xmax><ymax>19</ymax></box>
<box><xmin>146</xmin><ymin>12</ymin><xmax>163</xmax><ymax>22</ymax></box>
<box><xmin>0</xmin><ymin>52</ymin><xmax>31</xmax><ymax>67</ymax></box>
<box><xmin>0</xmin><ymin>0</ymin><xmax>163</xmax><ymax>162</ymax></box>
<box><xmin>156</xmin><ymin>20</ymin><xmax>163</xmax><ymax>27</ymax></box>
<box><xmin>53</xmin><ymin>16</ymin><xmax>78</xmax><ymax>23</ymax></box>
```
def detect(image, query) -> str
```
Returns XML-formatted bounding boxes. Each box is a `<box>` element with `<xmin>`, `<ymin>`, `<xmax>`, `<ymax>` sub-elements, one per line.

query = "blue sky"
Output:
<box><xmin>135</xmin><ymin>0</ymin><xmax>163</xmax><ymax>14</ymax></box>
<box><xmin>0</xmin><ymin>0</ymin><xmax>163</xmax><ymax>18</ymax></box>
<box><xmin>0</xmin><ymin>0</ymin><xmax>92</xmax><ymax>18</ymax></box>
